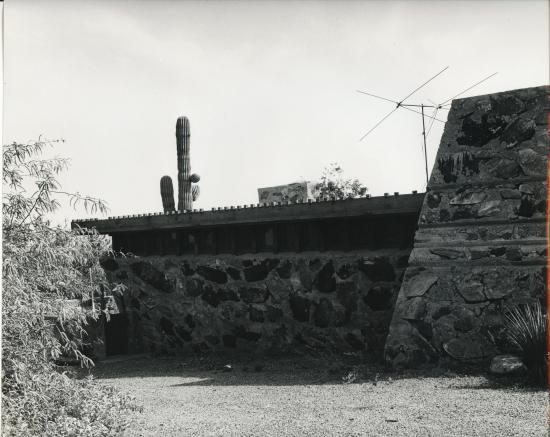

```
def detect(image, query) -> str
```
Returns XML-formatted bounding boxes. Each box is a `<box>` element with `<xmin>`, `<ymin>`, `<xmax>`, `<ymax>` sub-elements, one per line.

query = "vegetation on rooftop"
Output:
<box><xmin>315</xmin><ymin>163</ymin><xmax>368</xmax><ymax>200</ymax></box>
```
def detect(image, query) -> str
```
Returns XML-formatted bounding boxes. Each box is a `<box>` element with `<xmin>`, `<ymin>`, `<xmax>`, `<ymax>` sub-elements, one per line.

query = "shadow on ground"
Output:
<box><xmin>87</xmin><ymin>351</ymin><xmax>545</xmax><ymax>392</ymax></box>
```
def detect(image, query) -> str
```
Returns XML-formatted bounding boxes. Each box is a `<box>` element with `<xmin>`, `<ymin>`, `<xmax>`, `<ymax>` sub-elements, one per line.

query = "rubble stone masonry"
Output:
<box><xmin>101</xmin><ymin>250</ymin><xmax>411</xmax><ymax>355</ymax></box>
<box><xmin>384</xmin><ymin>85</ymin><xmax>548</xmax><ymax>368</ymax></box>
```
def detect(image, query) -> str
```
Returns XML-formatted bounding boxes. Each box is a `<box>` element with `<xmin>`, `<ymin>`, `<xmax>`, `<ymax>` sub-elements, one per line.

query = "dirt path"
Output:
<box><xmin>93</xmin><ymin>354</ymin><xmax>547</xmax><ymax>436</ymax></box>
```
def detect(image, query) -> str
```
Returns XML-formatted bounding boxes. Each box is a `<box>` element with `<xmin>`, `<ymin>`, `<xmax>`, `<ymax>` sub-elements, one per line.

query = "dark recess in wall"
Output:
<box><xmin>111</xmin><ymin>213</ymin><xmax>419</xmax><ymax>256</ymax></box>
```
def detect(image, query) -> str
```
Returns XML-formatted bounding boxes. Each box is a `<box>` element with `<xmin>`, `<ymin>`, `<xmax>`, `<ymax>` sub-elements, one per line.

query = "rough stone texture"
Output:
<box><xmin>104</xmin><ymin>250</ymin><xmax>410</xmax><ymax>355</ymax></box>
<box><xmin>257</xmin><ymin>181</ymin><xmax>320</xmax><ymax>204</ymax></box>
<box><xmin>489</xmin><ymin>354</ymin><xmax>527</xmax><ymax>375</ymax></box>
<box><xmin>384</xmin><ymin>86</ymin><xmax>548</xmax><ymax>368</ymax></box>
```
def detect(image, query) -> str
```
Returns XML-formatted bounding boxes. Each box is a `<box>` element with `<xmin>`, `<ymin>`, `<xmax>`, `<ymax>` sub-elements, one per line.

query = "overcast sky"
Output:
<box><xmin>3</xmin><ymin>0</ymin><xmax>549</xmax><ymax>225</ymax></box>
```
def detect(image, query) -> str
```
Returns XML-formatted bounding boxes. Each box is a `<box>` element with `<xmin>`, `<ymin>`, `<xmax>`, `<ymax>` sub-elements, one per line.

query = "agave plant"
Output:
<box><xmin>503</xmin><ymin>300</ymin><xmax>547</xmax><ymax>385</ymax></box>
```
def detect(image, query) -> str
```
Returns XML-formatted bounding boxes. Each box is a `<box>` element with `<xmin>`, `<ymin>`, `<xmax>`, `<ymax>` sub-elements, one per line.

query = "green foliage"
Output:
<box><xmin>2</xmin><ymin>372</ymin><xmax>139</xmax><ymax>437</ymax></box>
<box><xmin>2</xmin><ymin>139</ymin><xmax>138</xmax><ymax>436</ymax></box>
<box><xmin>504</xmin><ymin>300</ymin><xmax>547</xmax><ymax>385</ymax></box>
<box><xmin>315</xmin><ymin>163</ymin><xmax>368</xmax><ymax>200</ymax></box>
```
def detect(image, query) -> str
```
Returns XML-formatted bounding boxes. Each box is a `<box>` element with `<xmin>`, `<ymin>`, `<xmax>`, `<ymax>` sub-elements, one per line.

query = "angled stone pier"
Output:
<box><xmin>384</xmin><ymin>85</ymin><xmax>548</xmax><ymax>368</ymax></box>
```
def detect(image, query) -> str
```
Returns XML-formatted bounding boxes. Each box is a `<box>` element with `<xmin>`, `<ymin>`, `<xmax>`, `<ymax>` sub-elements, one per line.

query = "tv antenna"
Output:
<box><xmin>357</xmin><ymin>68</ymin><xmax>497</xmax><ymax>187</ymax></box>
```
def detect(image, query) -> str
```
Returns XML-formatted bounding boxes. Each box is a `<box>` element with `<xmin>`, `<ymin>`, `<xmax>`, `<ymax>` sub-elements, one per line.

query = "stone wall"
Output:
<box><xmin>101</xmin><ymin>249</ymin><xmax>411</xmax><ymax>356</ymax></box>
<box><xmin>257</xmin><ymin>182</ymin><xmax>319</xmax><ymax>204</ymax></box>
<box><xmin>384</xmin><ymin>86</ymin><xmax>548</xmax><ymax>368</ymax></box>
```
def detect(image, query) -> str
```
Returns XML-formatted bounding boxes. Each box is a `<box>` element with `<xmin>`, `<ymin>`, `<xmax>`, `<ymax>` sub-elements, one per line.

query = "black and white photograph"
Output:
<box><xmin>2</xmin><ymin>0</ymin><xmax>549</xmax><ymax>435</ymax></box>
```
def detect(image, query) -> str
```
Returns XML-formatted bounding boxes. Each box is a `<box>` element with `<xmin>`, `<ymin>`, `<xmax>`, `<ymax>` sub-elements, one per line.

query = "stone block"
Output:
<box><xmin>314</xmin><ymin>261</ymin><xmax>336</xmax><ymax>293</ymax></box>
<box><xmin>404</xmin><ymin>273</ymin><xmax>438</xmax><ymax>298</ymax></box>
<box><xmin>275</xmin><ymin>260</ymin><xmax>292</xmax><ymax>279</ymax></box>
<box><xmin>489</xmin><ymin>355</ymin><xmax>526</xmax><ymax>375</ymax></box>
<box><xmin>399</xmin><ymin>297</ymin><xmax>426</xmax><ymax>320</ymax></box>
<box><xmin>345</xmin><ymin>332</ymin><xmax>365</xmax><ymax>350</ymax></box>
<box><xmin>226</xmin><ymin>266</ymin><xmax>241</xmax><ymax>280</ymax></box>
<box><xmin>243</xmin><ymin>259</ymin><xmax>279</xmax><ymax>282</ymax></box>
<box><xmin>249</xmin><ymin>306</ymin><xmax>265</xmax><ymax>322</ymax></box>
<box><xmin>518</xmin><ymin>148</ymin><xmax>545</xmax><ymax>177</ymax></box>
<box><xmin>131</xmin><ymin>261</ymin><xmax>175</xmax><ymax>293</ymax></box>
<box><xmin>239</xmin><ymin>285</ymin><xmax>270</xmax><ymax>303</ymax></box>
<box><xmin>443</xmin><ymin>336</ymin><xmax>495</xmax><ymax>361</ymax></box>
<box><xmin>358</xmin><ymin>257</ymin><xmax>395</xmax><ymax>282</ymax></box>
<box><xmin>457</xmin><ymin>282</ymin><xmax>486</xmax><ymax>303</ymax></box>
<box><xmin>257</xmin><ymin>181</ymin><xmax>319</xmax><ymax>203</ymax></box>
<box><xmin>313</xmin><ymin>299</ymin><xmax>336</xmax><ymax>328</ymax></box>
<box><xmin>364</xmin><ymin>285</ymin><xmax>394</xmax><ymax>311</ymax></box>
<box><xmin>289</xmin><ymin>294</ymin><xmax>311</xmax><ymax>322</ymax></box>
<box><xmin>266</xmin><ymin>306</ymin><xmax>283</xmax><ymax>322</ymax></box>
<box><xmin>197</xmin><ymin>265</ymin><xmax>228</xmax><ymax>284</ymax></box>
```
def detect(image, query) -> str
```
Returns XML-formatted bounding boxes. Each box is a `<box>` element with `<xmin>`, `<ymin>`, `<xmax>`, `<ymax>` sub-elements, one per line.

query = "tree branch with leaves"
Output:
<box><xmin>3</xmin><ymin>138</ymin><xmax>108</xmax><ymax>232</ymax></box>
<box><xmin>2</xmin><ymin>138</ymin><xmax>137</xmax><ymax>436</ymax></box>
<box><xmin>315</xmin><ymin>163</ymin><xmax>368</xmax><ymax>200</ymax></box>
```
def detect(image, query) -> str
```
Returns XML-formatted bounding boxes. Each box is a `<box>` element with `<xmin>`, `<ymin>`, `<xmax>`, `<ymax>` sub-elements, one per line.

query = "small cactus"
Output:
<box><xmin>192</xmin><ymin>184</ymin><xmax>200</xmax><ymax>201</ymax></box>
<box><xmin>190</xmin><ymin>173</ymin><xmax>200</xmax><ymax>201</ymax></box>
<box><xmin>160</xmin><ymin>175</ymin><xmax>175</xmax><ymax>213</ymax></box>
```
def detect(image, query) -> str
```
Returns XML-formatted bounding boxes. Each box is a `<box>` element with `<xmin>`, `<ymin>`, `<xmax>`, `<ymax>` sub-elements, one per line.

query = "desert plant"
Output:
<box><xmin>2</xmin><ymin>138</ymin><xmax>138</xmax><ymax>436</ymax></box>
<box><xmin>503</xmin><ymin>300</ymin><xmax>547</xmax><ymax>385</ymax></box>
<box><xmin>175</xmin><ymin>116</ymin><xmax>200</xmax><ymax>211</ymax></box>
<box><xmin>192</xmin><ymin>183</ymin><xmax>200</xmax><ymax>201</ymax></box>
<box><xmin>160</xmin><ymin>175</ymin><xmax>175</xmax><ymax>212</ymax></box>
<box><xmin>315</xmin><ymin>163</ymin><xmax>368</xmax><ymax>200</ymax></box>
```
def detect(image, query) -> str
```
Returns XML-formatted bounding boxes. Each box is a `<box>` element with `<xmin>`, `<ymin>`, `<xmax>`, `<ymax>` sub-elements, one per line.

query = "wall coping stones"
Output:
<box><xmin>71</xmin><ymin>192</ymin><xmax>424</xmax><ymax>234</ymax></box>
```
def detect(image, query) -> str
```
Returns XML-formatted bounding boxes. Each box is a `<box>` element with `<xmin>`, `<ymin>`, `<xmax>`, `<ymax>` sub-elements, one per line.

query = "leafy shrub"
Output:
<box><xmin>503</xmin><ymin>300</ymin><xmax>547</xmax><ymax>385</ymax></box>
<box><xmin>2</xmin><ymin>372</ymin><xmax>139</xmax><ymax>437</ymax></box>
<box><xmin>2</xmin><ymin>139</ymin><xmax>139</xmax><ymax>436</ymax></box>
<box><xmin>315</xmin><ymin>163</ymin><xmax>368</xmax><ymax>200</ymax></box>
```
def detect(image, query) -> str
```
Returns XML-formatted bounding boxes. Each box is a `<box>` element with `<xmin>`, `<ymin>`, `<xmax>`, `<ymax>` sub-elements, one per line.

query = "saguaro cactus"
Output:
<box><xmin>160</xmin><ymin>175</ymin><xmax>175</xmax><ymax>213</ymax></box>
<box><xmin>161</xmin><ymin>116</ymin><xmax>200</xmax><ymax>212</ymax></box>
<box><xmin>176</xmin><ymin>117</ymin><xmax>192</xmax><ymax>211</ymax></box>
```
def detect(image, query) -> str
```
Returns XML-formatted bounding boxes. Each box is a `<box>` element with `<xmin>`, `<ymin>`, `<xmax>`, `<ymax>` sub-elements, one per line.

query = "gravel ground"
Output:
<box><xmin>92</xmin><ymin>354</ymin><xmax>548</xmax><ymax>436</ymax></box>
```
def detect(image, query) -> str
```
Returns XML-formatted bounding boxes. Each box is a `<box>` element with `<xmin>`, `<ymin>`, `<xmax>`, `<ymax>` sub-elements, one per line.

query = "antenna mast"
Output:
<box><xmin>357</xmin><ymin>69</ymin><xmax>497</xmax><ymax>189</ymax></box>
<box><xmin>421</xmin><ymin>104</ymin><xmax>428</xmax><ymax>186</ymax></box>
